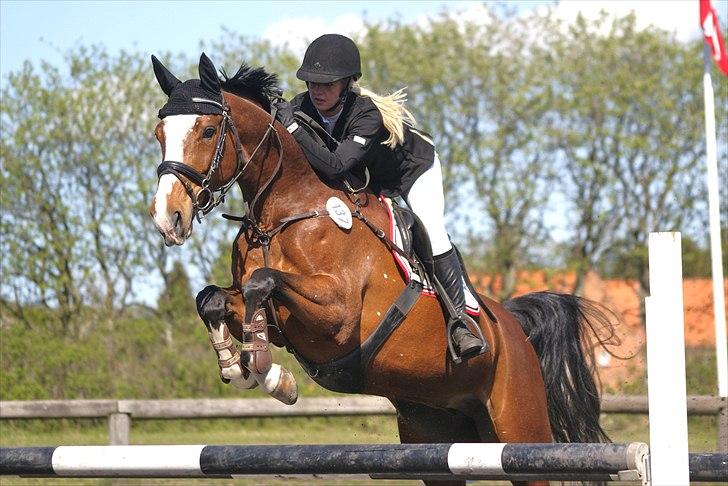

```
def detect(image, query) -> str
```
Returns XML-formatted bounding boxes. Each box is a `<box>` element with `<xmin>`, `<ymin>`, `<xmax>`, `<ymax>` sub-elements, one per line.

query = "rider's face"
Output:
<box><xmin>308</xmin><ymin>79</ymin><xmax>347</xmax><ymax>115</ymax></box>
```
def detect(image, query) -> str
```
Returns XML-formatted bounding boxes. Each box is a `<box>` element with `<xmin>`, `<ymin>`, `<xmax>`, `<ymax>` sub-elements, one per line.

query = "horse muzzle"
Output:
<box><xmin>150</xmin><ymin>176</ymin><xmax>194</xmax><ymax>246</ymax></box>
<box><xmin>158</xmin><ymin>211</ymin><xmax>192</xmax><ymax>246</ymax></box>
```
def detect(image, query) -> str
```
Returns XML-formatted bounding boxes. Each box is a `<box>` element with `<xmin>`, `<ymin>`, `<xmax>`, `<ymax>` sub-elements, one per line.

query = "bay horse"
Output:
<box><xmin>149</xmin><ymin>54</ymin><xmax>614</xmax><ymax>486</ymax></box>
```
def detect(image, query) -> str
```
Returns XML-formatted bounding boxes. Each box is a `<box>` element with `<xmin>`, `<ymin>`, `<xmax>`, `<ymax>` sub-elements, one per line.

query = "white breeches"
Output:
<box><xmin>405</xmin><ymin>153</ymin><xmax>452</xmax><ymax>256</ymax></box>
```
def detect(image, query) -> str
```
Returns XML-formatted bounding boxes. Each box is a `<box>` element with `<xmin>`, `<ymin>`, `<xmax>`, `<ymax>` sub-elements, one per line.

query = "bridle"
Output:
<box><xmin>156</xmin><ymin>96</ymin><xmax>279</xmax><ymax>222</ymax></box>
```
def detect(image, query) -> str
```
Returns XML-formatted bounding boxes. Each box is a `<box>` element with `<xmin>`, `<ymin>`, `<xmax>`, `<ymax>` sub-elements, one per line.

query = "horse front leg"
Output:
<box><xmin>195</xmin><ymin>285</ymin><xmax>298</xmax><ymax>404</ymax></box>
<box><xmin>241</xmin><ymin>267</ymin><xmax>351</xmax><ymax>343</ymax></box>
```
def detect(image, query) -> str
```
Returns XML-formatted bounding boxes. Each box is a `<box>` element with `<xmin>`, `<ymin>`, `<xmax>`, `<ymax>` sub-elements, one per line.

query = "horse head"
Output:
<box><xmin>149</xmin><ymin>53</ymin><xmax>281</xmax><ymax>246</ymax></box>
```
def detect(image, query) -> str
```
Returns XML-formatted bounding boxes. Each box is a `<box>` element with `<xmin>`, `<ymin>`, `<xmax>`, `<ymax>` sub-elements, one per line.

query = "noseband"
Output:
<box><xmin>156</xmin><ymin>97</ymin><xmax>277</xmax><ymax>221</ymax></box>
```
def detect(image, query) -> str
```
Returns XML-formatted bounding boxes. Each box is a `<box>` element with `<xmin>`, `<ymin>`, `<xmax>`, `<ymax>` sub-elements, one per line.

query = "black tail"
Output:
<box><xmin>504</xmin><ymin>291</ymin><xmax>615</xmax><ymax>443</ymax></box>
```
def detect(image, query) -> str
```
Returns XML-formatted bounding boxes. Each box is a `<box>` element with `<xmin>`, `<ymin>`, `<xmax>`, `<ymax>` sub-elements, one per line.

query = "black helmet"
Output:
<box><xmin>296</xmin><ymin>34</ymin><xmax>361</xmax><ymax>83</ymax></box>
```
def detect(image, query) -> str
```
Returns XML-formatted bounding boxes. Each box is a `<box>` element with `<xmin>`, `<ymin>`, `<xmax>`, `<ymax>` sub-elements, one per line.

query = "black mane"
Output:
<box><xmin>220</xmin><ymin>64</ymin><xmax>279</xmax><ymax>112</ymax></box>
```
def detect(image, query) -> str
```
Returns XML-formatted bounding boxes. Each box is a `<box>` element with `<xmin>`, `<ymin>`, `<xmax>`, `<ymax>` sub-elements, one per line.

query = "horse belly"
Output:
<box><xmin>363</xmin><ymin>299</ymin><xmax>494</xmax><ymax>405</ymax></box>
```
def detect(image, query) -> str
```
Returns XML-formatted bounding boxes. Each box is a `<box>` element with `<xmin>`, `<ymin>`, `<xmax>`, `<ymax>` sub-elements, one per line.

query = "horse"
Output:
<box><xmin>148</xmin><ymin>53</ymin><xmax>615</xmax><ymax>486</ymax></box>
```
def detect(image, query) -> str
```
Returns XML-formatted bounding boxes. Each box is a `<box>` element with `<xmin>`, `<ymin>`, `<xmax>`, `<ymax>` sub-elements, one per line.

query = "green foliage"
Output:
<box><xmin>0</xmin><ymin>46</ymin><xmax>168</xmax><ymax>335</ymax></box>
<box><xmin>0</xmin><ymin>309</ymin><xmax>326</xmax><ymax>401</ymax></box>
<box><xmin>681</xmin><ymin>236</ymin><xmax>714</xmax><ymax>278</ymax></box>
<box><xmin>597</xmin><ymin>234</ymin><xmax>718</xmax><ymax>279</ymax></box>
<box><xmin>157</xmin><ymin>261</ymin><xmax>197</xmax><ymax>322</ymax></box>
<box><xmin>684</xmin><ymin>347</ymin><xmax>719</xmax><ymax>395</ymax></box>
<box><xmin>551</xmin><ymin>11</ymin><xmax>725</xmax><ymax>294</ymax></box>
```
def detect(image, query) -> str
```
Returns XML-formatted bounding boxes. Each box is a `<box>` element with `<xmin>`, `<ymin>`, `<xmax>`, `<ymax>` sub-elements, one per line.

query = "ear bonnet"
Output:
<box><xmin>152</xmin><ymin>53</ymin><xmax>225</xmax><ymax>118</ymax></box>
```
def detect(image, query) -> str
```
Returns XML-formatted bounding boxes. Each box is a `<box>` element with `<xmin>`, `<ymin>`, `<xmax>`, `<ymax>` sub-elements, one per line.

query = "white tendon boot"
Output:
<box><xmin>209</xmin><ymin>324</ymin><xmax>258</xmax><ymax>390</ymax></box>
<box><xmin>209</xmin><ymin>322</ymin><xmax>299</xmax><ymax>404</ymax></box>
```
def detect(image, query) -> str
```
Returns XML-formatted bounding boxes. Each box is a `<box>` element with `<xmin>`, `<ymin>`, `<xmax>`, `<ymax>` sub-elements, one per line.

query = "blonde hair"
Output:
<box><xmin>350</xmin><ymin>82</ymin><xmax>417</xmax><ymax>149</ymax></box>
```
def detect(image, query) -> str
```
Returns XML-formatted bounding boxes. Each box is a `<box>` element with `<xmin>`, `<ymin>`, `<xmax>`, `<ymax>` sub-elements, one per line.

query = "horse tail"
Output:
<box><xmin>503</xmin><ymin>291</ymin><xmax>614</xmax><ymax>443</ymax></box>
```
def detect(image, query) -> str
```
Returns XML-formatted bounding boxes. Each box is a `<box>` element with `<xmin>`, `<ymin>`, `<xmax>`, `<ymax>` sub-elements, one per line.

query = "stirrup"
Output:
<box><xmin>446</xmin><ymin>313</ymin><xmax>488</xmax><ymax>364</ymax></box>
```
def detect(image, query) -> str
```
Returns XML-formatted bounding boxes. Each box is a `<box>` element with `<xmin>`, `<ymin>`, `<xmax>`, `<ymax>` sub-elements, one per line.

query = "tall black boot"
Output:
<box><xmin>433</xmin><ymin>248</ymin><xmax>488</xmax><ymax>358</ymax></box>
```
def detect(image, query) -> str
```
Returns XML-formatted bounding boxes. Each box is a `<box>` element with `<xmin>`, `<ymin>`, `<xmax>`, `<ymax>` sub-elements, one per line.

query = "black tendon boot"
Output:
<box><xmin>433</xmin><ymin>248</ymin><xmax>488</xmax><ymax>359</ymax></box>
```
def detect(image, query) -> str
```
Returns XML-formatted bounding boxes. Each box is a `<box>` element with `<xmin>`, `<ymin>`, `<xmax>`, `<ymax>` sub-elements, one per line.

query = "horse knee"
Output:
<box><xmin>242</xmin><ymin>268</ymin><xmax>277</xmax><ymax>308</ymax></box>
<box><xmin>196</xmin><ymin>285</ymin><xmax>228</xmax><ymax>324</ymax></box>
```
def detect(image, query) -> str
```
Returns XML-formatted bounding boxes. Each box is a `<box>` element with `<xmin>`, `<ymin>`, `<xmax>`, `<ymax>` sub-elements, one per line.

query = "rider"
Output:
<box><xmin>274</xmin><ymin>34</ymin><xmax>487</xmax><ymax>359</ymax></box>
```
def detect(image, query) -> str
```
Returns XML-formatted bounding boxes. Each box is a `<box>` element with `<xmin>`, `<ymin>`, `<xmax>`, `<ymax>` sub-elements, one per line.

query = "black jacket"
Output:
<box><xmin>289</xmin><ymin>91</ymin><xmax>435</xmax><ymax>198</ymax></box>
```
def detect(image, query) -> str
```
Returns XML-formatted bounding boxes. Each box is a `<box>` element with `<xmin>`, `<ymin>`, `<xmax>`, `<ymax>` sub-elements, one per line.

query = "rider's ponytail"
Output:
<box><xmin>350</xmin><ymin>82</ymin><xmax>417</xmax><ymax>149</ymax></box>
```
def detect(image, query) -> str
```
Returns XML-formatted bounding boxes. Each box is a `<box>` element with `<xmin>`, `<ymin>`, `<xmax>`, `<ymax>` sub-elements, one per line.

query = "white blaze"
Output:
<box><xmin>153</xmin><ymin>115</ymin><xmax>198</xmax><ymax>231</ymax></box>
<box><xmin>153</xmin><ymin>174</ymin><xmax>179</xmax><ymax>233</ymax></box>
<box><xmin>162</xmin><ymin>114</ymin><xmax>197</xmax><ymax>161</ymax></box>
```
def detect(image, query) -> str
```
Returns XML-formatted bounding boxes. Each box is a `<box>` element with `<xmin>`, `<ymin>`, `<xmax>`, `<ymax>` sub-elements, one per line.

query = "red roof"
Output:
<box><xmin>472</xmin><ymin>271</ymin><xmax>727</xmax><ymax>388</ymax></box>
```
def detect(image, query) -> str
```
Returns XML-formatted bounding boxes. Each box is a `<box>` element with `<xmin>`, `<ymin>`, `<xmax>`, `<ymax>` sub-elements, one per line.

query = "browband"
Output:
<box><xmin>191</xmin><ymin>97</ymin><xmax>224</xmax><ymax>109</ymax></box>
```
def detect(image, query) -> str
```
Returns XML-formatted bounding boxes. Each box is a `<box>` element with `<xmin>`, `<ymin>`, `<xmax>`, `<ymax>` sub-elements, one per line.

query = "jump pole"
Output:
<box><xmin>0</xmin><ymin>443</ymin><xmax>650</xmax><ymax>481</ymax></box>
<box><xmin>645</xmin><ymin>232</ymin><xmax>690</xmax><ymax>485</ymax></box>
<box><xmin>2</xmin><ymin>443</ymin><xmax>725</xmax><ymax>482</ymax></box>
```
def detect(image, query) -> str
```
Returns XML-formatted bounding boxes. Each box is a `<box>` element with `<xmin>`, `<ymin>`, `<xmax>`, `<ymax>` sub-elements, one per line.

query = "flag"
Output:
<box><xmin>700</xmin><ymin>0</ymin><xmax>728</xmax><ymax>76</ymax></box>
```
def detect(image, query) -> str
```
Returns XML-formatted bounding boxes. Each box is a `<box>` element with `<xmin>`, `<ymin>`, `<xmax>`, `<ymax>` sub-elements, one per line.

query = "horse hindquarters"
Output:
<box><xmin>503</xmin><ymin>291</ymin><xmax>612</xmax><ymax>443</ymax></box>
<box><xmin>481</xmin><ymin>305</ymin><xmax>553</xmax><ymax>446</ymax></box>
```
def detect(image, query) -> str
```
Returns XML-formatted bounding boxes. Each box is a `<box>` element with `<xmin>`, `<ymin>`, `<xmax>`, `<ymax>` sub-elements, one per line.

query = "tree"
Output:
<box><xmin>156</xmin><ymin>260</ymin><xmax>198</xmax><ymax>345</ymax></box>
<box><xmin>0</xmin><ymin>46</ymin><xmax>184</xmax><ymax>334</ymax></box>
<box><xmin>553</xmin><ymin>12</ymin><xmax>726</xmax><ymax>300</ymax></box>
<box><xmin>359</xmin><ymin>6</ymin><xmax>560</xmax><ymax>299</ymax></box>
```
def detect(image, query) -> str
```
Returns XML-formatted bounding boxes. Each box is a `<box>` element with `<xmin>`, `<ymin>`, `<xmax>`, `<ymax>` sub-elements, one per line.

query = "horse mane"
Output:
<box><xmin>220</xmin><ymin>63</ymin><xmax>279</xmax><ymax>112</ymax></box>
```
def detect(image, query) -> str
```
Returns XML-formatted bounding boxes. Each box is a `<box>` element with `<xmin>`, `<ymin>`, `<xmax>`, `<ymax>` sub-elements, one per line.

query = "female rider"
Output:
<box><xmin>275</xmin><ymin>34</ymin><xmax>486</xmax><ymax>360</ymax></box>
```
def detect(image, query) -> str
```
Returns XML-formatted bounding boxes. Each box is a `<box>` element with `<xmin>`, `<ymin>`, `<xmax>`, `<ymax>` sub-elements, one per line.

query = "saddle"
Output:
<box><xmin>387</xmin><ymin>200</ymin><xmax>498</xmax><ymax>321</ymax></box>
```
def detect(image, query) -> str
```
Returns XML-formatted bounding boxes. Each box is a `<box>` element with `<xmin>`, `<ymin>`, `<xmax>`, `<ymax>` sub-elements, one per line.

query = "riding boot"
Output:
<box><xmin>433</xmin><ymin>248</ymin><xmax>488</xmax><ymax>358</ymax></box>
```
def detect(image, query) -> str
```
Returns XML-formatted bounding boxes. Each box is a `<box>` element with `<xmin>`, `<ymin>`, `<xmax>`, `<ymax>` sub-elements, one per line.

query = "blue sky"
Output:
<box><xmin>0</xmin><ymin>1</ymin><xmax>518</xmax><ymax>79</ymax></box>
<box><xmin>2</xmin><ymin>0</ymin><xmax>717</xmax><ymax>85</ymax></box>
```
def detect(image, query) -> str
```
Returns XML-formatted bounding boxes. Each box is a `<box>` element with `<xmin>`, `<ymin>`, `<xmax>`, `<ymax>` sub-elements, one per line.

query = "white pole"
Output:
<box><xmin>645</xmin><ymin>232</ymin><xmax>690</xmax><ymax>486</ymax></box>
<box><xmin>702</xmin><ymin>44</ymin><xmax>728</xmax><ymax>398</ymax></box>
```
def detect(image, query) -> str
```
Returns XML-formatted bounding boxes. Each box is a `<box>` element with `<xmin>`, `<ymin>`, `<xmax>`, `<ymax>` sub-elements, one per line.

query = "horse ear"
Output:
<box><xmin>151</xmin><ymin>55</ymin><xmax>181</xmax><ymax>96</ymax></box>
<box><xmin>198</xmin><ymin>53</ymin><xmax>221</xmax><ymax>94</ymax></box>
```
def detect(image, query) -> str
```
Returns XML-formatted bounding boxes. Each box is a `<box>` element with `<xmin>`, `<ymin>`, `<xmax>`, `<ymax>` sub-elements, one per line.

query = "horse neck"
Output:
<box><xmin>226</xmin><ymin>94</ymin><xmax>324</xmax><ymax>225</ymax></box>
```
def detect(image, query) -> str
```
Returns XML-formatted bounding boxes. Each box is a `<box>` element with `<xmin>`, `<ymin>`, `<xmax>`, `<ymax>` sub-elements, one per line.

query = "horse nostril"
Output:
<box><xmin>173</xmin><ymin>211</ymin><xmax>182</xmax><ymax>229</ymax></box>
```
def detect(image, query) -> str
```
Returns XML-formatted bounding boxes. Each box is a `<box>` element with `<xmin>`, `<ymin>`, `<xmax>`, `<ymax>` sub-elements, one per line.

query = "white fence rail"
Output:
<box><xmin>1</xmin><ymin>395</ymin><xmax>726</xmax><ymax>449</ymax></box>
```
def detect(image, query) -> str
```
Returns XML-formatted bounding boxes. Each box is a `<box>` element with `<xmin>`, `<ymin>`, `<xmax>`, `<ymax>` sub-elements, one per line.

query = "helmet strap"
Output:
<box><xmin>328</xmin><ymin>77</ymin><xmax>351</xmax><ymax>113</ymax></box>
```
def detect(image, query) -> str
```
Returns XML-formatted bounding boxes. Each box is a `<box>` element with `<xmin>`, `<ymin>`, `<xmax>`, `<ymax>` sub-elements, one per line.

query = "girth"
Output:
<box><xmin>293</xmin><ymin>279</ymin><xmax>423</xmax><ymax>394</ymax></box>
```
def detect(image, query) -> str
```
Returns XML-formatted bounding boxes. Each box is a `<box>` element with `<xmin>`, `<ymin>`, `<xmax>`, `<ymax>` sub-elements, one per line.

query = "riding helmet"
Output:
<box><xmin>296</xmin><ymin>34</ymin><xmax>362</xmax><ymax>83</ymax></box>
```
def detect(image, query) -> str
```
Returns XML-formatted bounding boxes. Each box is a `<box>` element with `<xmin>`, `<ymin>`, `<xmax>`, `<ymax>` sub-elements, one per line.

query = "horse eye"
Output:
<box><xmin>202</xmin><ymin>127</ymin><xmax>216</xmax><ymax>139</ymax></box>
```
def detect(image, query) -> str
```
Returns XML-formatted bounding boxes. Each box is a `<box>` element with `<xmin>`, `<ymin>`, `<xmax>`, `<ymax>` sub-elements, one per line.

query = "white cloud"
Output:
<box><xmin>261</xmin><ymin>12</ymin><xmax>365</xmax><ymax>55</ymax></box>
<box><xmin>261</xmin><ymin>0</ymin><xmax>728</xmax><ymax>53</ymax></box>
<box><xmin>552</xmin><ymin>0</ymin><xmax>723</xmax><ymax>42</ymax></box>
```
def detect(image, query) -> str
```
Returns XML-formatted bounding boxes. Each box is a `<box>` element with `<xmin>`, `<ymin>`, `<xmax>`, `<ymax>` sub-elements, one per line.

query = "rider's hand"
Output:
<box><xmin>274</xmin><ymin>101</ymin><xmax>297</xmax><ymax>132</ymax></box>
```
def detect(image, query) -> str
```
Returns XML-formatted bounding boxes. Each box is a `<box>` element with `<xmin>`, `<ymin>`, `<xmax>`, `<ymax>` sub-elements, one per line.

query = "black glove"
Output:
<box><xmin>274</xmin><ymin>100</ymin><xmax>296</xmax><ymax>131</ymax></box>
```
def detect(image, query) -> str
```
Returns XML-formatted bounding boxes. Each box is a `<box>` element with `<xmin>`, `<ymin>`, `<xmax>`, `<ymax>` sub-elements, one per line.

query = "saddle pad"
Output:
<box><xmin>381</xmin><ymin>197</ymin><xmax>480</xmax><ymax>317</ymax></box>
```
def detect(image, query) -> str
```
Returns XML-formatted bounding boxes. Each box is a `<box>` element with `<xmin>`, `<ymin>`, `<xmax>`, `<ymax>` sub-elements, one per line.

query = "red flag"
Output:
<box><xmin>700</xmin><ymin>0</ymin><xmax>728</xmax><ymax>76</ymax></box>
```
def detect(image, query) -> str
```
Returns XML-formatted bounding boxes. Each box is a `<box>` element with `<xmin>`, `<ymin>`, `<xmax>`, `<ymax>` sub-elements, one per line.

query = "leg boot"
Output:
<box><xmin>433</xmin><ymin>248</ymin><xmax>489</xmax><ymax>358</ymax></box>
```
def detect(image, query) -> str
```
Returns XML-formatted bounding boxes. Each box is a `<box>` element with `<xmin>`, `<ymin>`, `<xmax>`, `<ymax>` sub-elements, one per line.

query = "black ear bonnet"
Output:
<box><xmin>152</xmin><ymin>53</ymin><xmax>224</xmax><ymax>118</ymax></box>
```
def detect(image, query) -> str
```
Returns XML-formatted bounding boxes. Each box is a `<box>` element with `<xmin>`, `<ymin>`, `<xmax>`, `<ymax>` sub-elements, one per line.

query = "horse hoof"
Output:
<box><xmin>263</xmin><ymin>364</ymin><xmax>298</xmax><ymax>405</ymax></box>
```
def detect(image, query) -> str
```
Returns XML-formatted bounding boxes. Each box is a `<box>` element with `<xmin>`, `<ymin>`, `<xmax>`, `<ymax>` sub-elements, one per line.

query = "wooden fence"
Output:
<box><xmin>1</xmin><ymin>395</ymin><xmax>726</xmax><ymax>451</ymax></box>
